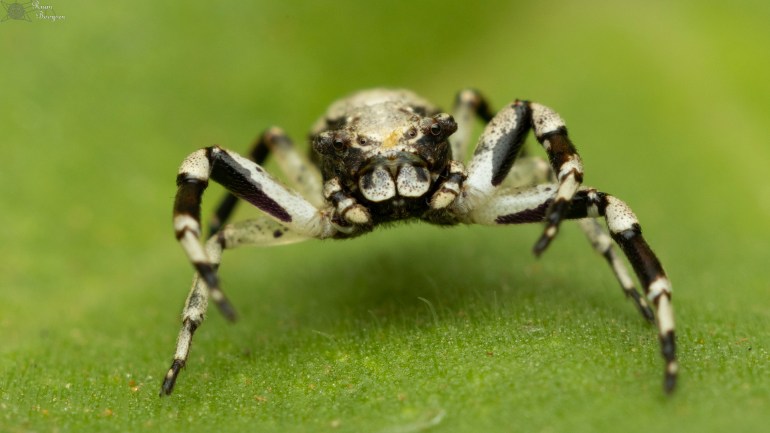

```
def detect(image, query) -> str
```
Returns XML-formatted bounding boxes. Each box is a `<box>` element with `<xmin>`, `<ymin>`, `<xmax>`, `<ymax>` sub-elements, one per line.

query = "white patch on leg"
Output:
<box><xmin>178</xmin><ymin>149</ymin><xmax>212</xmax><ymax>180</ymax></box>
<box><xmin>174</xmin><ymin>214</ymin><xmax>200</xmax><ymax>236</ymax></box>
<box><xmin>555</xmin><ymin>173</ymin><xmax>580</xmax><ymax>201</ymax></box>
<box><xmin>605</xmin><ymin>197</ymin><xmax>639</xmax><ymax>234</ymax></box>
<box><xmin>667</xmin><ymin>361</ymin><xmax>679</xmax><ymax>375</ymax></box>
<box><xmin>209</xmin><ymin>288</ymin><xmax>224</xmax><ymax>302</ymax></box>
<box><xmin>648</xmin><ymin>276</ymin><xmax>672</xmax><ymax>301</ymax></box>
<box><xmin>656</xmin><ymin>293</ymin><xmax>675</xmax><ymax>334</ymax></box>
<box><xmin>179</xmin><ymin>231</ymin><xmax>207</xmax><ymax>263</ymax></box>
<box><xmin>467</xmin><ymin>184</ymin><xmax>555</xmax><ymax>225</ymax></box>
<box><xmin>557</xmin><ymin>156</ymin><xmax>583</xmax><ymax>182</ymax></box>
<box><xmin>587</xmin><ymin>190</ymin><xmax>600</xmax><ymax>218</ymax></box>
<box><xmin>531</xmin><ymin>103</ymin><xmax>566</xmax><ymax>138</ymax></box>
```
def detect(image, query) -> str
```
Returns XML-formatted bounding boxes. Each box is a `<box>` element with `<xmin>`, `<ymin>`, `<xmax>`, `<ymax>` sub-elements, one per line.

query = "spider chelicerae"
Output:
<box><xmin>162</xmin><ymin>88</ymin><xmax>676</xmax><ymax>396</ymax></box>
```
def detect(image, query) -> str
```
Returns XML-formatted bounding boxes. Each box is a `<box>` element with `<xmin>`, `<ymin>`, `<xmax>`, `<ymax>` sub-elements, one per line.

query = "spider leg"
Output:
<box><xmin>208</xmin><ymin>128</ymin><xmax>324</xmax><ymax>236</ymax></box>
<box><xmin>459</xmin><ymin>100</ymin><xmax>584</xmax><ymax>256</ymax></box>
<box><xmin>174</xmin><ymin>146</ymin><xmax>335</xmax><ymax>319</ymax></box>
<box><xmin>161</xmin><ymin>217</ymin><xmax>308</xmax><ymax>396</ymax></box>
<box><xmin>466</xmin><ymin>185</ymin><xmax>677</xmax><ymax>393</ymax></box>
<box><xmin>450</xmin><ymin>89</ymin><xmax>494</xmax><ymax>161</ymax></box>
<box><xmin>527</xmin><ymin>103</ymin><xmax>584</xmax><ymax>255</ymax></box>
<box><xmin>504</xmin><ymin>156</ymin><xmax>654</xmax><ymax>322</ymax></box>
<box><xmin>577</xmin><ymin>218</ymin><xmax>655</xmax><ymax>323</ymax></box>
<box><xmin>207</xmin><ymin>135</ymin><xmax>269</xmax><ymax>236</ymax></box>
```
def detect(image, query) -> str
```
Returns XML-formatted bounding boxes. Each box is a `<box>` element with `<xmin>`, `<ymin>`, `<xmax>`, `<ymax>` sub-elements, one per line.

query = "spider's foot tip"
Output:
<box><xmin>664</xmin><ymin>373</ymin><xmax>677</xmax><ymax>394</ymax></box>
<box><xmin>533</xmin><ymin>223</ymin><xmax>559</xmax><ymax>257</ymax></box>
<box><xmin>217</xmin><ymin>300</ymin><xmax>238</xmax><ymax>322</ymax></box>
<box><xmin>532</xmin><ymin>235</ymin><xmax>552</xmax><ymax>257</ymax></box>
<box><xmin>626</xmin><ymin>291</ymin><xmax>656</xmax><ymax>323</ymax></box>
<box><xmin>663</xmin><ymin>360</ymin><xmax>678</xmax><ymax>394</ymax></box>
<box><xmin>159</xmin><ymin>382</ymin><xmax>173</xmax><ymax>397</ymax></box>
<box><xmin>160</xmin><ymin>362</ymin><xmax>182</xmax><ymax>396</ymax></box>
<box><xmin>641</xmin><ymin>306</ymin><xmax>656</xmax><ymax>324</ymax></box>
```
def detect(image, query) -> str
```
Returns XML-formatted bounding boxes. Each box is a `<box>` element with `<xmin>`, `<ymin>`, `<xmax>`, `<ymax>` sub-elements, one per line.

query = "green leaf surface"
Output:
<box><xmin>2</xmin><ymin>1</ymin><xmax>769</xmax><ymax>432</ymax></box>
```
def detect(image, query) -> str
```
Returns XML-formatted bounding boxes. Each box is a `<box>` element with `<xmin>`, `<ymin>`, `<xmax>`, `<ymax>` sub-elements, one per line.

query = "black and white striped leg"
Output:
<box><xmin>161</xmin><ymin>217</ymin><xmax>307</xmax><ymax>396</ymax></box>
<box><xmin>208</xmin><ymin>128</ymin><xmax>324</xmax><ymax>236</ymax></box>
<box><xmin>460</xmin><ymin>100</ymin><xmax>583</xmax><ymax>252</ymax></box>
<box><xmin>468</xmin><ymin>186</ymin><xmax>677</xmax><ymax>393</ymax></box>
<box><xmin>460</xmin><ymin>100</ymin><xmax>532</xmax><ymax>216</ymax></box>
<box><xmin>529</xmin><ymin>103</ymin><xmax>583</xmax><ymax>256</ymax></box>
<box><xmin>577</xmin><ymin>218</ymin><xmax>655</xmax><ymax>323</ymax></box>
<box><xmin>451</xmin><ymin>89</ymin><xmax>494</xmax><ymax>161</ymax></box>
<box><xmin>208</xmin><ymin>134</ymin><xmax>269</xmax><ymax>236</ymax></box>
<box><xmin>174</xmin><ymin>146</ymin><xmax>334</xmax><ymax>318</ymax></box>
<box><xmin>503</xmin><ymin>156</ymin><xmax>647</xmax><ymax>320</ymax></box>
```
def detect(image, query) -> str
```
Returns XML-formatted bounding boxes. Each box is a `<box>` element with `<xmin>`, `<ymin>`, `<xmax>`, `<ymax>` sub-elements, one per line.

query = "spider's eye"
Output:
<box><xmin>407</xmin><ymin>127</ymin><xmax>417</xmax><ymax>138</ymax></box>
<box><xmin>357</xmin><ymin>136</ymin><xmax>368</xmax><ymax>146</ymax></box>
<box><xmin>430</xmin><ymin>123</ymin><xmax>442</xmax><ymax>136</ymax></box>
<box><xmin>333</xmin><ymin>139</ymin><xmax>345</xmax><ymax>151</ymax></box>
<box><xmin>313</xmin><ymin>132</ymin><xmax>348</xmax><ymax>155</ymax></box>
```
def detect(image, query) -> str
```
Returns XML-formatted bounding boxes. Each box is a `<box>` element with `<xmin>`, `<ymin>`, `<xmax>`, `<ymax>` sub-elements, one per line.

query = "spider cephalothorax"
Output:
<box><xmin>311</xmin><ymin>91</ymin><xmax>457</xmax><ymax>224</ymax></box>
<box><xmin>162</xmin><ymin>88</ymin><xmax>677</xmax><ymax>396</ymax></box>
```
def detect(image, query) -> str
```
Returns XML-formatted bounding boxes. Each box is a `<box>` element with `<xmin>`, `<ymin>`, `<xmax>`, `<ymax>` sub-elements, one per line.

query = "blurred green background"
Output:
<box><xmin>2</xmin><ymin>1</ymin><xmax>769</xmax><ymax>432</ymax></box>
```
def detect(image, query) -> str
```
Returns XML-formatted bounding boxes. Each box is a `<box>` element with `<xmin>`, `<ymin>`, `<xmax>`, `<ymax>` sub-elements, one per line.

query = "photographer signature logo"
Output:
<box><xmin>1</xmin><ymin>1</ymin><xmax>65</xmax><ymax>23</ymax></box>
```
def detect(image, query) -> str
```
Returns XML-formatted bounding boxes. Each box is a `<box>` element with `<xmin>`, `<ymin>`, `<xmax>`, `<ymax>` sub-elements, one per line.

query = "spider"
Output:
<box><xmin>161</xmin><ymin>88</ymin><xmax>677</xmax><ymax>396</ymax></box>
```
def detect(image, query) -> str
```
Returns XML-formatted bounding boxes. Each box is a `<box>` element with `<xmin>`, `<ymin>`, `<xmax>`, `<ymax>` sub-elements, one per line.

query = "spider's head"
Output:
<box><xmin>313</xmin><ymin>110</ymin><xmax>457</xmax><ymax>203</ymax></box>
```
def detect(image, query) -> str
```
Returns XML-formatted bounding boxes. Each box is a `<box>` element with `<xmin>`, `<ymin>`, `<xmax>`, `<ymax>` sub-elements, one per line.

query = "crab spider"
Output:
<box><xmin>162</xmin><ymin>89</ymin><xmax>676</xmax><ymax>396</ymax></box>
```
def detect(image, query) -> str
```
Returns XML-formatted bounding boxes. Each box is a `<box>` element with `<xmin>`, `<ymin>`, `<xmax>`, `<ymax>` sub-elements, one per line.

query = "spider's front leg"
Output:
<box><xmin>165</xmin><ymin>146</ymin><xmax>338</xmax><ymax>395</ymax></box>
<box><xmin>174</xmin><ymin>146</ymin><xmax>334</xmax><ymax>319</ymax></box>
<box><xmin>208</xmin><ymin>128</ymin><xmax>324</xmax><ymax>236</ymax></box>
<box><xmin>458</xmin><ymin>98</ymin><xmax>584</xmax><ymax>256</ymax></box>
<box><xmin>174</xmin><ymin>146</ymin><xmax>335</xmax><ymax>316</ymax></box>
